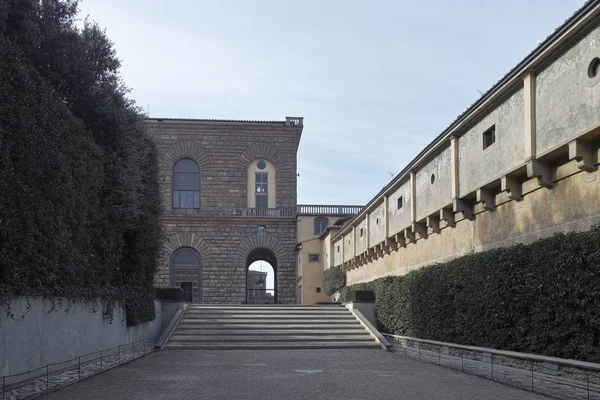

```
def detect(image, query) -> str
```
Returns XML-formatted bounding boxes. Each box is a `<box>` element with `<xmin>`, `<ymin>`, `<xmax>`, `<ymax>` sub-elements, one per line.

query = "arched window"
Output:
<box><xmin>173</xmin><ymin>159</ymin><xmax>200</xmax><ymax>209</ymax></box>
<box><xmin>172</xmin><ymin>248</ymin><xmax>200</xmax><ymax>268</ymax></box>
<box><xmin>314</xmin><ymin>218</ymin><xmax>328</xmax><ymax>235</ymax></box>
<box><xmin>171</xmin><ymin>248</ymin><xmax>201</xmax><ymax>303</ymax></box>
<box><xmin>247</xmin><ymin>159</ymin><xmax>276</xmax><ymax>209</ymax></box>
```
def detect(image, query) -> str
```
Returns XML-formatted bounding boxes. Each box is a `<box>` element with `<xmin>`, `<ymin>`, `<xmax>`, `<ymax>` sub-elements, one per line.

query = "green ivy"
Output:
<box><xmin>0</xmin><ymin>1</ymin><xmax>163</xmax><ymax>326</ymax></box>
<box><xmin>341</xmin><ymin>226</ymin><xmax>600</xmax><ymax>362</ymax></box>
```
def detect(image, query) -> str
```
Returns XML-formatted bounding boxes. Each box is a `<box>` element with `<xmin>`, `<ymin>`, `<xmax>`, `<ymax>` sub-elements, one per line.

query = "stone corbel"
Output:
<box><xmin>404</xmin><ymin>228</ymin><xmax>416</xmax><ymax>244</ymax></box>
<box><xmin>569</xmin><ymin>139</ymin><xmax>597</xmax><ymax>172</ymax></box>
<box><xmin>375</xmin><ymin>245</ymin><xmax>384</xmax><ymax>258</ymax></box>
<box><xmin>501</xmin><ymin>176</ymin><xmax>522</xmax><ymax>201</ymax></box>
<box><xmin>412</xmin><ymin>222</ymin><xmax>428</xmax><ymax>239</ymax></box>
<box><xmin>426</xmin><ymin>215</ymin><xmax>440</xmax><ymax>234</ymax></box>
<box><xmin>395</xmin><ymin>233</ymin><xmax>406</xmax><ymax>248</ymax></box>
<box><xmin>476</xmin><ymin>189</ymin><xmax>496</xmax><ymax>211</ymax></box>
<box><xmin>385</xmin><ymin>238</ymin><xmax>398</xmax><ymax>252</ymax></box>
<box><xmin>526</xmin><ymin>159</ymin><xmax>553</xmax><ymax>188</ymax></box>
<box><xmin>440</xmin><ymin>208</ymin><xmax>455</xmax><ymax>227</ymax></box>
<box><xmin>453</xmin><ymin>198</ymin><xmax>474</xmax><ymax>220</ymax></box>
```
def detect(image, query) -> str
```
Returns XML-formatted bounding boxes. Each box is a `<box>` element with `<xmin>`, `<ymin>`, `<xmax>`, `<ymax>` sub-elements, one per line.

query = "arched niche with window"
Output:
<box><xmin>172</xmin><ymin>158</ymin><xmax>200</xmax><ymax>210</ymax></box>
<box><xmin>314</xmin><ymin>217</ymin><xmax>329</xmax><ymax>236</ymax></box>
<box><xmin>247</xmin><ymin>159</ymin><xmax>276</xmax><ymax>209</ymax></box>
<box><xmin>171</xmin><ymin>247</ymin><xmax>202</xmax><ymax>303</ymax></box>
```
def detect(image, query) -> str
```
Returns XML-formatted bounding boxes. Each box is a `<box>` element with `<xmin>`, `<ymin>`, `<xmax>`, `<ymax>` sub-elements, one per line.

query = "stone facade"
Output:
<box><xmin>147</xmin><ymin>117</ymin><xmax>303</xmax><ymax>304</ymax></box>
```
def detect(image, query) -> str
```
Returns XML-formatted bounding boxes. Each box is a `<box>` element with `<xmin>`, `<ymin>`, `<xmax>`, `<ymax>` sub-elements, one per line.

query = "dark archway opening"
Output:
<box><xmin>246</xmin><ymin>248</ymin><xmax>277</xmax><ymax>304</ymax></box>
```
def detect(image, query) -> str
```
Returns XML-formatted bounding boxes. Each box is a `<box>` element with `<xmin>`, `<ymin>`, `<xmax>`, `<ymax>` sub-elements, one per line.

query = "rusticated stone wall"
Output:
<box><xmin>147</xmin><ymin>118</ymin><xmax>302</xmax><ymax>304</ymax></box>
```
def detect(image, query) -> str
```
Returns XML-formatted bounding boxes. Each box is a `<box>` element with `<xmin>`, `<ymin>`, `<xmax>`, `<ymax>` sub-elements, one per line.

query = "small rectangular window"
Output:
<box><xmin>316</xmin><ymin>287</ymin><xmax>322</xmax><ymax>293</ymax></box>
<box><xmin>257</xmin><ymin>225</ymin><xmax>266</xmax><ymax>233</ymax></box>
<box><xmin>483</xmin><ymin>126</ymin><xmax>496</xmax><ymax>149</ymax></box>
<box><xmin>360</xmin><ymin>228</ymin><xmax>363</xmax><ymax>237</ymax></box>
<box><xmin>308</xmin><ymin>254</ymin><xmax>320</xmax><ymax>262</ymax></box>
<box><xmin>337</xmin><ymin>246</ymin><xmax>340</xmax><ymax>253</ymax></box>
<box><xmin>398</xmin><ymin>196</ymin><xmax>403</xmax><ymax>209</ymax></box>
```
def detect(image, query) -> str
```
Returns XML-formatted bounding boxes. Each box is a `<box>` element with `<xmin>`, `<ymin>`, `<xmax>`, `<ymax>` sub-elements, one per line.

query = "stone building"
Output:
<box><xmin>296</xmin><ymin>205</ymin><xmax>361</xmax><ymax>304</ymax></box>
<box><xmin>146</xmin><ymin>117</ymin><xmax>303</xmax><ymax>304</ymax></box>
<box><xmin>326</xmin><ymin>1</ymin><xmax>600</xmax><ymax>286</ymax></box>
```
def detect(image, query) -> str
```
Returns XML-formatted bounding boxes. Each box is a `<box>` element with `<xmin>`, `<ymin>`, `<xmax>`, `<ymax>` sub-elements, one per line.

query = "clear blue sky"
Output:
<box><xmin>78</xmin><ymin>0</ymin><xmax>585</xmax><ymax>206</ymax></box>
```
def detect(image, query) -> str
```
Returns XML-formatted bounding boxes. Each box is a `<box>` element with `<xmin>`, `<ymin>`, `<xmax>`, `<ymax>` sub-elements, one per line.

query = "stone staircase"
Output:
<box><xmin>165</xmin><ymin>304</ymin><xmax>381</xmax><ymax>350</ymax></box>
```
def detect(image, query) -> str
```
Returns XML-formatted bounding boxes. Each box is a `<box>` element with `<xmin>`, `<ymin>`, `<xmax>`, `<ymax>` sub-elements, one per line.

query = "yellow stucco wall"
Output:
<box><xmin>247</xmin><ymin>159</ymin><xmax>276</xmax><ymax>208</ymax></box>
<box><xmin>297</xmin><ymin>216</ymin><xmax>336</xmax><ymax>304</ymax></box>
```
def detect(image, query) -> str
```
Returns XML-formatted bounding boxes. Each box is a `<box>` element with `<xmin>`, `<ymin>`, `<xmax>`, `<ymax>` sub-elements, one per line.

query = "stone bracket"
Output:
<box><xmin>426</xmin><ymin>216</ymin><xmax>440</xmax><ymax>234</ymax></box>
<box><xmin>476</xmin><ymin>189</ymin><xmax>496</xmax><ymax>211</ymax></box>
<box><xmin>394</xmin><ymin>233</ymin><xmax>406</xmax><ymax>248</ymax></box>
<box><xmin>501</xmin><ymin>176</ymin><xmax>522</xmax><ymax>201</ymax></box>
<box><xmin>453</xmin><ymin>198</ymin><xmax>474</xmax><ymax>220</ymax></box>
<box><xmin>526</xmin><ymin>159</ymin><xmax>554</xmax><ymax>188</ymax></box>
<box><xmin>440</xmin><ymin>208</ymin><xmax>455</xmax><ymax>227</ymax></box>
<box><xmin>404</xmin><ymin>228</ymin><xmax>416</xmax><ymax>244</ymax></box>
<box><xmin>412</xmin><ymin>222</ymin><xmax>428</xmax><ymax>239</ymax></box>
<box><xmin>569</xmin><ymin>139</ymin><xmax>598</xmax><ymax>172</ymax></box>
<box><xmin>385</xmin><ymin>238</ymin><xmax>398</xmax><ymax>252</ymax></box>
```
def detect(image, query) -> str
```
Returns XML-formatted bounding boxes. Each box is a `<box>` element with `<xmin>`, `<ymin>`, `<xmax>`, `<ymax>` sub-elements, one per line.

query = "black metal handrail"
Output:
<box><xmin>2</xmin><ymin>336</ymin><xmax>157</xmax><ymax>399</ymax></box>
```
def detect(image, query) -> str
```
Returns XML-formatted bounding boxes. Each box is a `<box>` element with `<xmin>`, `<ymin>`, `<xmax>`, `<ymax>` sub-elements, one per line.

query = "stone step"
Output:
<box><xmin>184</xmin><ymin>310</ymin><xmax>352</xmax><ymax>316</ymax></box>
<box><xmin>178</xmin><ymin>318</ymin><xmax>357</xmax><ymax>324</ymax></box>
<box><xmin>187</xmin><ymin>305</ymin><xmax>343</xmax><ymax>310</ymax></box>
<box><xmin>180</xmin><ymin>315</ymin><xmax>355</xmax><ymax>320</ymax></box>
<box><xmin>176</xmin><ymin>323</ymin><xmax>362</xmax><ymax>329</ymax></box>
<box><xmin>169</xmin><ymin>335</ymin><xmax>374</xmax><ymax>342</ymax></box>
<box><xmin>171</xmin><ymin>329</ymin><xmax>369</xmax><ymax>336</ymax></box>
<box><xmin>164</xmin><ymin>342</ymin><xmax>381</xmax><ymax>350</ymax></box>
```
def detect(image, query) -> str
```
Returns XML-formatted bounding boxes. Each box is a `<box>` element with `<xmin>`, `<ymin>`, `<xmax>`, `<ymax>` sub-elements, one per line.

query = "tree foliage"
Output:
<box><xmin>340</xmin><ymin>226</ymin><xmax>600</xmax><ymax>362</ymax></box>
<box><xmin>323</xmin><ymin>266</ymin><xmax>346</xmax><ymax>296</ymax></box>
<box><xmin>0</xmin><ymin>0</ymin><xmax>163</xmax><ymax>325</ymax></box>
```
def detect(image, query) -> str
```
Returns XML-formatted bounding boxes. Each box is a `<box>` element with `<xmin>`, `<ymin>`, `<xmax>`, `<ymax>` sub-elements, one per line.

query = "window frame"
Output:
<box><xmin>255</xmin><ymin>172</ymin><xmax>269</xmax><ymax>209</ymax></box>
<box><xmin>483</xmin><ymin>125</ymin><xmax>496</xmax><ymax>150</ymax></box>
<box><xmin>314</xmin><ymin>218</ymin><xmax>328</xmax><ymax>235</ymax></box>
<box><xmin>172</xmin><ymin>158</ymin><xmax>200</xmax><ymax>209</ymax></box>
<box><xmin>308</xmin><ymin>253</ymin><xmax>320</xmax><ymax>263</ymax></box>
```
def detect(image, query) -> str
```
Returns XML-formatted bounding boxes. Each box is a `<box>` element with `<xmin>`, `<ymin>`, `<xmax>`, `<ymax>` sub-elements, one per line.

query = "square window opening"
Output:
<box><xmin>257</xmin><ymin>225</ymin><xmax>266</xmax><ymax>233</ymax></box>
<box><xmin>316</xmin><ymin>287</ymin><xmax>322</xmax><ymax>293</ymax></box>
<box><xmin>483</xmin><ymin>126</ymin><xmax>496</xmax><ymax>149</ymax></box>
<box><xmin>398</xmin><ymin>196</ymin><xmax>403</xmax><ymax>209</ymax></box>
<box><xmin>308</xmin><ymin>254</ymin><xmax>320</xmax><ymax>262</ymax></box>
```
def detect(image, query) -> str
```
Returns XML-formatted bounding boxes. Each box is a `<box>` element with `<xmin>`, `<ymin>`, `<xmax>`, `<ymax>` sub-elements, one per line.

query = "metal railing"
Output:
<box><xmin>297</xmin><ymin>204</ymin><xmax>362</xmax><ymax>216</ymax></box>
<box><xmin>242</xmin><ymin>208</ymin><xmax>295</xmax><ymax>218</ymax></box>
<box><xmin>2</xmin><ymin>337</ymin><xmax>156</xmax><ymax>399</ymax></box>
<box><xmin>385</xmin><ymin>334</ymin><xmax>600</xmax><ymax>400</ymax></box>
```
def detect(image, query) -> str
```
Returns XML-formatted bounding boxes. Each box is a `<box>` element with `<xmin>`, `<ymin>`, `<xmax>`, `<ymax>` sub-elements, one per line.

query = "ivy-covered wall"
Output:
<box><xmin>0</xmin><ymin>1</ymin><xmax>162</xmax><ymax>325</ymax></box>
<box><xmin>340</xmin><ymin>226</ymin><xmax>600</xmax><ymax>362</ymax></box>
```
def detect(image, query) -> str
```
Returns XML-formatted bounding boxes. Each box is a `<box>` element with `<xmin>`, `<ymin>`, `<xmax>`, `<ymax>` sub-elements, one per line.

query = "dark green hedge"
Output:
<box><xmin>341</xmin><ymin>226</ymin><xmax>600</xmax><ymax>362</ymax></box>
<box><xmin>0</xmin><ymin>1</ymin><xmax>163</xmax><ymax>326</ymax></box>
<box><xmin>323</xmin><ymin>266</ymin><xmax>346</xmax><ymax>296</ymax></box>
<box><xmin>156</xmin><ymin>288</ymin><xmax>184</xmax><ymax>302</ymax></box>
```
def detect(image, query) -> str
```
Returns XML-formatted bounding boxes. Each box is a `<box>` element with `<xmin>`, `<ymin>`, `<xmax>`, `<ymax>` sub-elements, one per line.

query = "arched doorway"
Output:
<box><xmin>246</xmin><ymin>248</ymin><xmax>277</xmax><ymax>304</ymax></box>
<box><xmin>171</xmin><ymin>247</ymin><xmax>202</xmax><ymax>303</ymax></box>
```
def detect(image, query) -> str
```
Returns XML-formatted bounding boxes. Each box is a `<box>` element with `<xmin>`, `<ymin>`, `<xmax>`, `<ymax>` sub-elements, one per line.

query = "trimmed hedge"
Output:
<box><xmin>156</xmin><ymin>288</ymin><xmax>184</xmax><ymax>302</ymax></box>
<box><xmin>341</xmin><ymin>226</ymin><xmax>600</xmax><ymax>362</ymax></box>
<box><xmin>323</xmin><ymin>266</ymin><xmax>346</xmax><ymax>296</ymax></box>
<box><xmin>0</xmin><ymin>1</ymin><xmax>163</xmax><ymax>326</ymax></box>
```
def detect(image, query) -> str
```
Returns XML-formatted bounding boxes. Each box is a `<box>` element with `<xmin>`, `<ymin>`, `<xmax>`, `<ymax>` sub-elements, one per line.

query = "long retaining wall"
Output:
<box><xmin>328</xmin><ymin>2</ymin><xmax>600</xmax><ymax>286</ymax></box>
<box><xmin>0</xmin><ymin>297</ymin><xmax>164</xmax><ymax>377</ymax></box>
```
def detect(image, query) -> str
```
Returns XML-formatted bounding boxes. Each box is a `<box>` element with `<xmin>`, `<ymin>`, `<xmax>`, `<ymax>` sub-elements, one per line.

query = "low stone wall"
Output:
<box><xmin>0</xmin><ymin>297</ymin><xmax>164</xmax><ymax>377</ymax></box>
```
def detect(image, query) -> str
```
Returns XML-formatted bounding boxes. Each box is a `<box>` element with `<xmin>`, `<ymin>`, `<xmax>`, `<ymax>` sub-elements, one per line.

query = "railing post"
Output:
<box><xmin>531</xmin><ymin>364</ymin><xmax>534</xmax><ymax>392</ymax></box>
<box><xmin>78</xmin><ymin>356</ymin><xmax>81</xmax><ymax>381</ymax></box>
<box><xmin>461</xmin><ymin>352</ymin><xmax>464</xmax><ymax>372</ymax></box>
<box><xmin>118</xmin><ymin>345</ymin><xmax>121</xmax><ymax>365</ymax></box>
<box><xmin>46</xmin><ymin>365</ymin><xmax>49</xmax><ymax>393</ymax></box>
<box><xmin>3</xmin><ymin>375</ymin><xmax>5</xmax><ymax>400</ymax></box>
<box><xmin>100</xmin><ymin>350</ymin><xmax>103</xmax><ymax>372</ymax></box>
<box><xmin>587</xmin><ymin>371</ymin><xmax>590</xmax><ymax>400</ymax></box>
<box><xmin>438</xmin><ymin>348</ymin><xmax>441</xmax><ymax>366</ymax></box>
<box><xmin>133</xmin><ymin>341</ymin><xmax>135</xmax><ymax>359</ymax></box>
<box><xmin>491</xmin><ymin>353</ymin><xmax>494</xmax><ymax>381</ymax></box>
